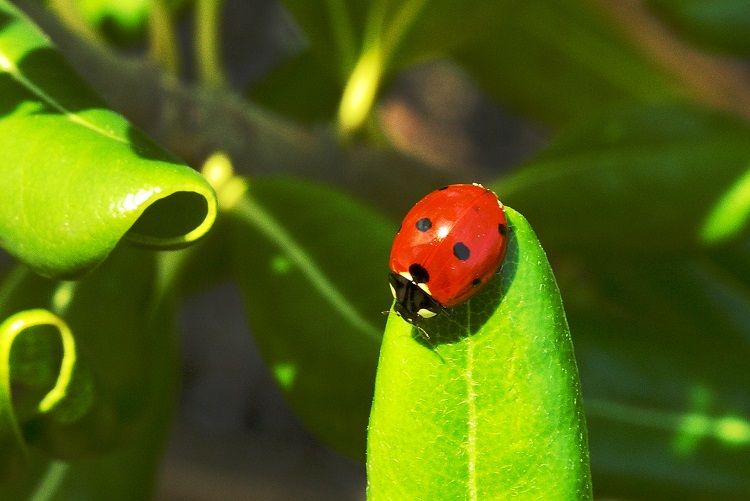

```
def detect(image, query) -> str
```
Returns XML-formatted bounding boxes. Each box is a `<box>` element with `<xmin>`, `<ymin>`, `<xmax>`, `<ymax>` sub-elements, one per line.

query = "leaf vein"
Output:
<box><xmin>0</xmin><ymin>49</ymin><xmax>126</xmax><ymax>143</ymax></box>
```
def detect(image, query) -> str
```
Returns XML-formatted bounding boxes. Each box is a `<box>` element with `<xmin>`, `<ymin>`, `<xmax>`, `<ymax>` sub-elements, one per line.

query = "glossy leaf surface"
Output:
<box><xmin>0</xmin><ymin>1</ymin><xmax>216</xmax><ymax>278</ymax></box>
<box><xmin>367</xmin><ymin>208</ymin><xmax>592</xmax><ymax>500</ymax></box>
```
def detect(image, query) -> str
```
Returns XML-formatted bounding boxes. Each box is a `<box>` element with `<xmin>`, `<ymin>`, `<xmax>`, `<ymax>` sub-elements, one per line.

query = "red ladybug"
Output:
<box><xmin>389</xmin><ymin>184</ymin><xmax>508</xmax><ymax>324</ymax></box>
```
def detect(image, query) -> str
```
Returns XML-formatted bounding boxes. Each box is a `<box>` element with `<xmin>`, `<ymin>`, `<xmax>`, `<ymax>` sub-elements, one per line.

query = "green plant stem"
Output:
<box><xmin>195</xmin><ymin>0</ymin><xmax>226</xmax><ymax>87</ymax></box>
<box><xmin>380</xmin><ymin>0</ymin><xmax>427</xmax><ymax>64</ymax></box>
<box><xmin>325</xmin><ymin>0</ymin><xmax>356</xmax><ymax>80</ymax></box>
<box><xmin>149</xmin><ymin>0</ymin><xmax>180</xmax><ymax>76</ymax></box>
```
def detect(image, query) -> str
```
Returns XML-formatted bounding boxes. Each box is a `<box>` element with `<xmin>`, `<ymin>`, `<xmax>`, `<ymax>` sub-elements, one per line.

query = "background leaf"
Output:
<box><xmin>454</xmin><ymin>1</ymin><xmax>685</xmax><ymax>127</ymax></box>
<box><xmin>647</xmin><ymin>0</ymin><xmax>750</xmax><ymax>55</ymax></box>
<box><xmin>497</xmin><ymin>104</ymin><xmax>750</xmax><ymax>255</ymax></box>
<box><xmin>558</xmin><ymin>255</ymin><xmax>750</xmax><ymax>498</ymax></box>
<box><xmin>0</xmin><ymin>1</ymin><xmax>216</xmax><ymax>278</ymax></box>
<box><xmin>229</xmin><ymin>176</ymin><xmax>394</xmax><ymax>460</ymax></box>
<box><xmin>367</xmin><ymin>208</ymin><xmax>592</xmax><ymax>500</ymax></box>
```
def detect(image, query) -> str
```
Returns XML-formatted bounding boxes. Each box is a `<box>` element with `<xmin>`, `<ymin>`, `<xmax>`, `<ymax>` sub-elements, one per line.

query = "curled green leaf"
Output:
<box><xmin>0</xmin><ymin>309</ymin><xmax>83</xmax><ymax>481</ymax></box>
<box><xmin>0</xmin><ymin>1</ymin><xmax>217</xmax><ymax>278</ymax></box>
<box><xmin>367</xmin><ymin>208</ymin><xmax>592</xmax><ymax>499</ymax></box>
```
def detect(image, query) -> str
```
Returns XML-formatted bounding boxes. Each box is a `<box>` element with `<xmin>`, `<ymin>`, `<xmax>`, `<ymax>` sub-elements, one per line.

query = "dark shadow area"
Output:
<box><xmin>128</xmin><ymin>191</ymin><xmax>209</xmax><ymax>240</ymax></box>
<box><xmin>16</xmin><ymin>46</ymin><xmax>107</xmax><ymax>113</ymax></box>
<box><xmin>0</xmin><ymin>11</ymin><xmax>12</xmax><ymax>33</ymax></box>
<box><xmin>126</xmin><ymin>125</ymin><xmax>185</xmax><ymax>164</ymax></box>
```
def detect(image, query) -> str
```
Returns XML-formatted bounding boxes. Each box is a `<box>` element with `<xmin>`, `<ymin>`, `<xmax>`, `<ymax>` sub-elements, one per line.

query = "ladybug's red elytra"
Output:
<box><xmin>388</xmin><ymin>183</ymin><xmax>508</xmax><ymax>324</ymax></box>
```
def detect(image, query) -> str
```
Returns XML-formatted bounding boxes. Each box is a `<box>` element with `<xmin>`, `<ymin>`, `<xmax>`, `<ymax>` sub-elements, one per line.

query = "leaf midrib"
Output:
<box><xmin>237</xmin><ymin>195</ymin><xmax>382</xmax><ymax>343</ymax></box>
<box><xmin>0</xmin><ymin>47</ymin><xmax>125</xmax><ymax>144</ymax></box>
<box><xmin>465</xmin><ymin>323</ymin><xmax>478</xmax><ymax>501</ymax></box>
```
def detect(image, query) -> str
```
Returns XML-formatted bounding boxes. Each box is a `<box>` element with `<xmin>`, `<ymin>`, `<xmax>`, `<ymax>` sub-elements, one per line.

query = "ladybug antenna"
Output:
<box><xmin>414</xmin><ymin>323</ymin><xmax>431</xmax><ymax>340</ymax></box>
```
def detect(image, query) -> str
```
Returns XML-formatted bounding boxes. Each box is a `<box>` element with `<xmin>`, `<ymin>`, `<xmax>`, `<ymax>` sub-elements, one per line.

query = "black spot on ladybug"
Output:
<box><xmin>453</xmin><ymin>242</ymin><xmax>470</xmax><ymax>261</ymax></box>
<box><xmin>416</xmin><ymin>218</ymin><xmax>432</xmax><ymax>232</ymax></box>
<box><xmin>438</xmin><ymin>186</ymin><xmax>449</xmax><ymax>190</ymax></box>
<box><xmin>472</xmin><ymin>278</ymin><xmax>482</xmax><ymax>287</ymax></box>
<box><xmin>499</xmin><ymin>223</ymin><xmax>507</xmax><ymax>236</ymax></box>
<box><xmin>409</xmin><ymin>263</ymin><xmax>430</xmax><ymax>283</ymax></box>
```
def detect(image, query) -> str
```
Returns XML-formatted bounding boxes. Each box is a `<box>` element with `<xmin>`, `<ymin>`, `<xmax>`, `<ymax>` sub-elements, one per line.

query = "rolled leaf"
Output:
<box><xmin>0</xmin><ymin>1</ymin><xmax>216</xmax><ymax>278</ymax></box>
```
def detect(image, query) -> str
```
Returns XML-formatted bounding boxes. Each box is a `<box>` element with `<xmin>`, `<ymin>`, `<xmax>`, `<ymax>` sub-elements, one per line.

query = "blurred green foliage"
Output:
<box><xmin>1</xmin><ymin>0</ymin><xmax>750</xmax><ymax>499</ymax></box>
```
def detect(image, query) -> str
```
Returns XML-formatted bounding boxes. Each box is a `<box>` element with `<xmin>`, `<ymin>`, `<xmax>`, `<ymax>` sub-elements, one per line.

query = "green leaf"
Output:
<box><xmin>0</xmin><ymin>1</ymin><xmax>217</xmax><ymax>279</ymax></box>
<box><xmin>367</xmin><ymin>208</ymin><xmax>592</xmax><ymax>500</ymax></box>
<box><xmin>228</xmin><ymin>176</ymin><xmax>393</xmax><ymax>460</ymax></box>
<box><xmin>647</xmin><ymin>0</ymin><xmax>750</xmax><ymax>55</ymax></box>
<box><xmin>497</xmin><ymin>104</ymin><xmax>750</xmax><ymax>255</ymax></box>
<box><xmin>559</xmin><ymin>255</ymin><xmax>750</xmax><ymax>498</ymax></box>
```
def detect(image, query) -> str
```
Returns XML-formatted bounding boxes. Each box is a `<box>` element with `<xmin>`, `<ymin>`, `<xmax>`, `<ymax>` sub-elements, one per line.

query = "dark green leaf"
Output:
<box><xmin>454</xmin><ymin>1</ymin><xmax>683</xmax><ymax>127</ymax></box>
<box><xmin>648</xmin><ymin>0</ymin><xmax>750</xmax><ymax>55</ymax></box>
<box><xmin>0</xmin><ymin>245</ymin><xmax>179</xmax><ymax>496</ymax></box>
<box><xmin>367</xmin><ymin>208</ymin><xmax>592</xmax><ymax>500</ymax></box>
<box><xmin>0</xmin><ymin>1</ymin><xmax>216</xmax><ymax>278</ymax></box>
<box><xmin>229</xmin><ymin>176</ymin><xmax>393</xmax><ymax>460</ymax></box>
<box><xmin>497</xmin><ymin>104</ymin><xmax>750</xmax><ymax>255</ymax></box>
<box><xmin>248</xmin><ymin>49</ymin><xmax>342</xmax><ymax>124</ymax></box>
<box><xmin>559</xmin><ymin>255</ymin><xmax>750</xmax><ymax>498</ymax></box>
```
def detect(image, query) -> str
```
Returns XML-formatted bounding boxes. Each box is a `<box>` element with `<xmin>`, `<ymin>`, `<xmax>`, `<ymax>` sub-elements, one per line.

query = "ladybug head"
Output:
<box><xmin>388</xmin><ymin>272</ymin><xmax>443</xmax><ymax>324</ymax></box>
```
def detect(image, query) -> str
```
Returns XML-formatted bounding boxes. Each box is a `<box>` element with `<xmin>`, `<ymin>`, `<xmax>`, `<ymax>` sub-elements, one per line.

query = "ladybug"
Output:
<box><xmin>388</xmin><ymin>183</ymin><xmax>508</xmax><ymax>324</ymax></box>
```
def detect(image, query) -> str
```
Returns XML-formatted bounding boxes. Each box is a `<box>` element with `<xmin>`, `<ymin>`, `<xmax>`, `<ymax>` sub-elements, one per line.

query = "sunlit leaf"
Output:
<box><xmin>367</xmin><ymin>208</ymin><xmax>592</xmax><ymax>499</ymax></box>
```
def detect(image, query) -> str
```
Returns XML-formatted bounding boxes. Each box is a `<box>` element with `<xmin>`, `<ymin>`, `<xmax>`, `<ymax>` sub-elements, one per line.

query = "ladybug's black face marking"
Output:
<box><xmin>499</xmin><ymin>223</ymin><xmax>507</xmax><ymax>236</ymax></box>
<box><xmin>453</xmin><ymin>242</ymin><xmax>470</xmax><ymax>261</ymax></box>
<box><xmin>388</xmin><ymin>272</ymin><xmax>444</xmax><ymax>324</ymax></box>
<box><xmin>408</xmin><ymin>263</ymin><xmax>430</xmax><ymax>283</ymax></box>
<box><xmin>416</xmin><ymin>217</ymin><xmax>432</xmax><ymax>232</ymax></box>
